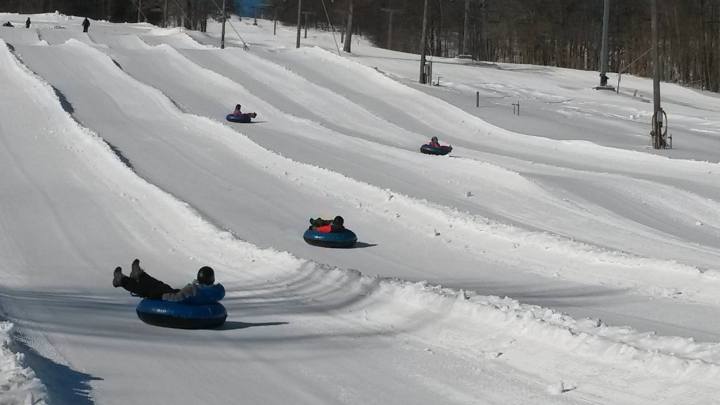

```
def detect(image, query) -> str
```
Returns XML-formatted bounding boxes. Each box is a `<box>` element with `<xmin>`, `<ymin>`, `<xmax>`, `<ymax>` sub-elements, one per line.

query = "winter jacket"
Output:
<box><xmin>429</xmin><ymin>141</ymin><xmax>441</xmax><ymax>148</ymax></box>
<box><xmin>162</xmin><ymin>281</ymin><xmax>225</xmax><ymax>304</ymax></box>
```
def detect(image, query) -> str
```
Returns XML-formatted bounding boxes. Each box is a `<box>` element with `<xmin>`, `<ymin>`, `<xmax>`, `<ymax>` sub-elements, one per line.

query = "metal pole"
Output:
<box><xmin>651</xmin><ymin>0</ymin><xmax>662</xmax><ymax>148</ymax></box>
<box><xmin>274</xmin><ymin>7</ymin><xmax>278</xmax><ymax>35</ymax></box>
<box><xmin>220</xmin><ymin>0</ymin><xmax>226</xmax><ymax>48</ymax></box>
<box><xmin>296</xmin><ymin>0</ymin><xmax>302</xmax><ymax>48</ymax></box>
<box><xmin>599</xmin><ymin>0</ymin><xmax>610</xmax><ymax>86</ymax></box>
<box><xmin>254</xmin><ymin>6</ymin><xmax>258</xmax><ymax>25</ymax></box>
<box><xmin>419</xmin><ymin>0</ymin><xmax>428</xmax><ymax>83</ymax></box>
<box><xmin>137</xmin><ymin>0</ymin><xmax>142</xmax><ymax>22</ymax></box>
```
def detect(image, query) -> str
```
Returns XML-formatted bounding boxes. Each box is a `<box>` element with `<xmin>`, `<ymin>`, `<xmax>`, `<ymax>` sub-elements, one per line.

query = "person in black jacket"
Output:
<box><xmin>112</xmin><ymin>258</ymin><xmax>218</xmax><ymax>301</ymax></box>
<box><xmin>25</xmin><ymin>18</ymin><xmax>30</xmax><ymax>28</ymax></box>
<box><xmin>82</xmin><ymin>17</ymin><xmax>90</xmax><ymax>33</ymax></box>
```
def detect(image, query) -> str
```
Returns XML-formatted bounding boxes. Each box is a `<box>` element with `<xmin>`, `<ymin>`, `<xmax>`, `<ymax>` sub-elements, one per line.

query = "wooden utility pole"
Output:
<box><xmin>381</xmin><ymin>8</ymin><xmax>402</xmax><ymax>50</ymax></box>
<box><xmin>651</xmin><ymin>0</ymin><xmax>660</xmax><ymax>113</ymax></box>
<box><xmin>220</xmin><ymin>0</ymin><xmax>227</xmax><ymax>48</ymax></box>
<box><xmin>343</xmin><ymin>0</ymin><xmax>353</xmax><ymax>53</ymax></box>
<box><xmin>651</xmin><ymin>0</ymin><xmax>665</xmax><ymax>148</ymax></box>
<box><xmin>296</xmin><ymin>0</ymin><xmax>302</xmax><ymax>48</ymax></box>
<box><xmin>599</xmin><ymin>0</ymin><xmax>610</xmax><ymax>87</ymax></box>
<box><xmin>419</xmin><ymin>0</ymin><xmax>429</xmax><ymax>83</ymax></box>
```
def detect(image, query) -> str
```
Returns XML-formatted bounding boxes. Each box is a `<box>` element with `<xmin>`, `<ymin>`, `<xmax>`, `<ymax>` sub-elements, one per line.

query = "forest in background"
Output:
<box><xmin>1</xmin><ymin>0</ymin><xmax>718</xmax><ymax>92</ymax></box>
<box><xmin>0</xmin><ymin>0</ymin><xmax>235</xmax><ymax>31</ymax></box>
<box><xmin>272</xmin><ymin>0</ymin><xmax>720</xmax><ymax>92</ymax></box>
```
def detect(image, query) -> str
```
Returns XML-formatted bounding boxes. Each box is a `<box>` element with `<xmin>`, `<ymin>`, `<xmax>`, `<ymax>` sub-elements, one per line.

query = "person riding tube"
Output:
<box><xmin>421</xmin><ymin>136</ymin><xmax>452</xmax><ymax>155</ymax></box>
<box><xmin>113</xmin><ymin>259</ymin><xmax>227</xmax><ymax>328</ymax></box>
<box><xmin>304</xmin><ymin>216</ymin><xmax>357</xmax><ymax>248</ymax></box>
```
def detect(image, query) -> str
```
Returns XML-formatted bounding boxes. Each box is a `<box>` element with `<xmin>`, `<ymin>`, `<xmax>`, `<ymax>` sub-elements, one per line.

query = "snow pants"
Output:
<box><xmin>121</xmin><ymin>271</ymin><xmax>179</xmax><ymax>299</ymax></box>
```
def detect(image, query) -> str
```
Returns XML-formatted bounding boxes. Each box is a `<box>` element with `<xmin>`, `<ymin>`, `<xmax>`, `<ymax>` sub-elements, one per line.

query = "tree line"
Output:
<box><xmin>1</xmin><ymin>0</ymin><xmax>718</xmax><ymax>91</ymax></box>
<box><xmin>0</xmin><ymin>0</ymin><xmax>234</xmax><ymax>31</ymax></box>
<box><xmin>269</xmin><ymin>0</ymin><xmax>720</xmax><ymax>92</ymax></box>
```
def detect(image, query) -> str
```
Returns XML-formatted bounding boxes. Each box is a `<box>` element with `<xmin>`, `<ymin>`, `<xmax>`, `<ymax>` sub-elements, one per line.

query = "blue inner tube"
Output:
<box><xmin>420</xmin><ymin>144</ymin><xmax>452</xmax><ymax>155</ymax></box>
<box><xmin>303</xmin><ymin>228</ymin><xmax>357</xmax><ymax>248</ymax></box>
<box><xmin>136</xmin><ymin>299</ymin><xmax>227</xmax><ymax>329</ymax></box>
<box><xmin>226</xmin><ymin>113</ymin><xmax>252</xmax><ymax>123</ymax></box>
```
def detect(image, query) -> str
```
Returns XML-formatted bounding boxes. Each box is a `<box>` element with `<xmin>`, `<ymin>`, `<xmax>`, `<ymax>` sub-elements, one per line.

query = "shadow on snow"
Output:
<box><xmin>11</xmin><ymin>334</ymin><xmax>102</xmax><ymax>405</ymax></box>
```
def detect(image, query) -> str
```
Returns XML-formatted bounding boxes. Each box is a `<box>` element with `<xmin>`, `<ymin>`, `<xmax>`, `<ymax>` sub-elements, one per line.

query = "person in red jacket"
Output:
<box><xmin>232</xmin><ymin>104</ymin><xmax>242</xmax><ymax>115</ymax></box>
<box><xmin>309</xmin><ymin>216</ymin><xmax>345</xmax><ymax>233</ymax></box>
<box><xmin>429</xmin><ymin>136</ymin><xmax>441</xmax><ymax>148</ymax></box>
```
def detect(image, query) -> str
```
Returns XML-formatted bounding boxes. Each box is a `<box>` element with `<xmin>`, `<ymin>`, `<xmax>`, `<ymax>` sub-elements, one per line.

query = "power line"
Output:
<box><xmin>206</xmin><ymin>0</ymin><xmax>249</xmax><ymax>48</ymax></box>
<box><xmin>319</xmin><ymin>0</ymin><xmax>341</xmax><ymax>55</ymax></box>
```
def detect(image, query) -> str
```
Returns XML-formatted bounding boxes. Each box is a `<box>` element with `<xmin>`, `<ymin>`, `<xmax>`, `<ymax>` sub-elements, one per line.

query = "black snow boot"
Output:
<box><xmin>130</xmin><ymin>258</ymin><xmax>144</xmax><ymax>281</ymax></box>
<box><xmin>112</xmin><ymin>267</ymin><xmax>123</xmax><ymax>288</ymax></box>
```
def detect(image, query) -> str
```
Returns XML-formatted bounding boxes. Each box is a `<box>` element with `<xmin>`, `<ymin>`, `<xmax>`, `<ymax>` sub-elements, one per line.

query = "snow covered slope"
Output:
<box><xmin>121</xmin><ymin>24</ymin><xmax>720</xmax><ymax>338</ymax></box>
<box><xmin>1</xmin><ymin>13</ymin><xmax>720</xmax><ymax>404</ymax></box>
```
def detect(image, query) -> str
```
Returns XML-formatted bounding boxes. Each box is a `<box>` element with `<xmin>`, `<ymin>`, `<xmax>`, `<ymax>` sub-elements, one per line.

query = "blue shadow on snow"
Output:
<box><xmin>12</xmin><ymin>337</ymin><xmax>102</xmax><ymax>405</ymax></box>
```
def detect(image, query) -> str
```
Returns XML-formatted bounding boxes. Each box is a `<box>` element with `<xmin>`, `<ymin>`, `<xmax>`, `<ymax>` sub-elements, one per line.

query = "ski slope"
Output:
<box><xmin>1</xmin><ymin>12</ymin><xmax>720</xmax><ymax>404</ymax></box>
